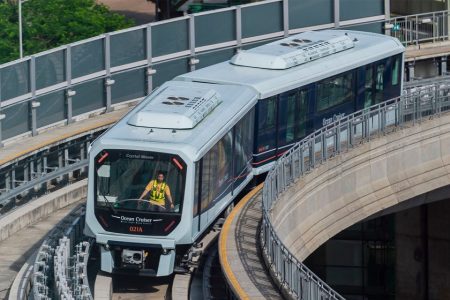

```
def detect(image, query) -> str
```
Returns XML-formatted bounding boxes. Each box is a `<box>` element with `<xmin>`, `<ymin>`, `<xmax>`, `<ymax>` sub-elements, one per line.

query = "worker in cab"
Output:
<box><xmin>139</xmin><ymin>170</ymin><xmax>174</xmax><ymax>210</ymax></box>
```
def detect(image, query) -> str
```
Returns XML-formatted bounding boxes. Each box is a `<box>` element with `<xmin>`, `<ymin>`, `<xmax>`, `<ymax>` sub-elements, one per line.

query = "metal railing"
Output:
<box><xmin>385</xmin><ymin>10</ymin><xmax>450</xmax><ymax>47</ymax></box>
<box><xmin>32</xmin><ymin>207</ymin><xmax>93</xmax><ymax>300</ymax></box>
<box><xmin>0</xmin><ymin>130</ymin><xmax>104</xmax><ymax>216</ymax></box>
<box><xmin>0</xmin><ymin>0</ymin><xmax>387</xmax><ymax>146</ymax></box>
<box><xmin>260</xmin><ymin>80</ymin><xmax>450</xmax><ymax>299</ymax></box>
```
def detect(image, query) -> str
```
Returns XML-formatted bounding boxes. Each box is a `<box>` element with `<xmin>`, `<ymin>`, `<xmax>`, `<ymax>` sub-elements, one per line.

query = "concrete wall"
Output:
<box><xmin>0</xmin><ymin>179</ymin><xmax>87</xmax><ymax>242</ymax></box>
<box><xmin>270</xmin><ymin>112</ymin><xmax>450</xmax><ymax>262</ymax></box>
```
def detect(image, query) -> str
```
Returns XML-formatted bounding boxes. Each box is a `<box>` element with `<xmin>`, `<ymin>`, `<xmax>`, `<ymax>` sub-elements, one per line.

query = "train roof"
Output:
<box><xmin>94</xmin><ymin>81</ymin><xmax>257</xmax><ymax>159</ymax></box>
<box><xmin>175</xmin><ymin>30</ymin><xmax>405</xmax><ymax>98</ymax></box>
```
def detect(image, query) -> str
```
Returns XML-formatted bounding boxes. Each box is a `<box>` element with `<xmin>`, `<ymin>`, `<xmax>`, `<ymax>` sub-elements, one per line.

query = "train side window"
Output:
<box><xmin>193</xmin><ymin>162</ymin><xmax>200</xmax><ymax>218</ymax></box>
<box><xmin>365</xmin><ymin>66</ymin><xmax>374</xmax><ymax>108</ymax></box>
<box><xmin>295</xmin><ymin>89</ymin><xmax>309</xmax><ymax>140</ymax></box>
<box><xmin>391</xmin><ymin>57</ymin><xmax>400</xmax><ymax>86</ymax></box>
<box><xmin>375</xmin><ymin>64</ymin><xmax>385</xmax><ymax>104</ymax></box>
<box><xmin>316</xmin><ymin>72</ymin><xmax>354</xmax><ymax>112</ymax></box>
<box><xmin>201</xmin><ymin>149</ymin><xmax>214</xmax><ymax>213</ymax></box>
<box><xmin>234</xmin><ymin>109</ymin><xmax>254</xmax><ymax>186</ymax></box>
<box><xmin>256</xmin><ymin>97</ymin><xmax>277</xmax><ymax>153</ymax></box>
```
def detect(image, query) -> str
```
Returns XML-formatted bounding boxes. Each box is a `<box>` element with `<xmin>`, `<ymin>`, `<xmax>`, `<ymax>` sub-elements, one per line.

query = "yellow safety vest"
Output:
<box><xmin>149</xmin><ymin>181</ymin><xmax>167</xmax><ymax>205</ymax></box>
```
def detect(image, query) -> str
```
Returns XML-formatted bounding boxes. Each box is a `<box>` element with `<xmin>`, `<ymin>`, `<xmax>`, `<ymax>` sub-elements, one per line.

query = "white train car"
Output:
<box><xmin>84</xmin><ymin>30</ymin><xmax>404</xmax><ymax>276</ymax></box>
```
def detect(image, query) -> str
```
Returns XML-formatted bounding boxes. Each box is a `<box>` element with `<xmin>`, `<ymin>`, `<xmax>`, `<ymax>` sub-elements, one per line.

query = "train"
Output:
<box><xmin>84</xmin><ymin>30</ymin><xmax>405</xmax><ymax>276</ymax></box>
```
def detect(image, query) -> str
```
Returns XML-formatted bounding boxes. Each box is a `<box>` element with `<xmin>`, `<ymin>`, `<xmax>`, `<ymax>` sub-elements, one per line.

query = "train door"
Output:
<box><xmin>253</xmin><ymin>97</ymin><xmax>278</xmax><ymax>166</ymax></box>
<box><xmin>277</xmin><ymin>87</ymin><xmax>312</xmax><ymax>155</ymax></box>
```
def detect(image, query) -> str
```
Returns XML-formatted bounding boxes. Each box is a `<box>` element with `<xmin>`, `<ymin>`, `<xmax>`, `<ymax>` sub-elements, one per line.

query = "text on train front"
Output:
<box><xmin>93</xmin><ymin>149</ymin><xmax>186</xmax><ymax>236</ymax></box>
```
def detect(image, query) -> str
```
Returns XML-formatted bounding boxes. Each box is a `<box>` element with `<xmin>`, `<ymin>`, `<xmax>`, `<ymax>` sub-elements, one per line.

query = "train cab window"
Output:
<box><xmin>94</xmin><ymin>150</ymin><xmax>186</xmax><ymax>214</ymax></box>
<box><xmin>316</xmin><ymin>72</ymin><xmax>354</xmax><ymax>112</ymax></box>
<box><xmin>391</xmin><ymin>57</ymin><xmax>400</xmax><ymax>86</ymax></box>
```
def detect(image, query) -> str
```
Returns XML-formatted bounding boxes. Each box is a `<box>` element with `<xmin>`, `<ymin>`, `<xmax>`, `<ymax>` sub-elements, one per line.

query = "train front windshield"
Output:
<box><xmin>94</xmin><ymin>150</ymin><xmax>186</xmax><ymax>214</ymax></box>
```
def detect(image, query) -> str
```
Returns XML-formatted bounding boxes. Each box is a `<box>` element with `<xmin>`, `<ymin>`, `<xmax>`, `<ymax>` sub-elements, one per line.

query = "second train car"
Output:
<box><xmin>84</xmin><ymin>30</ymin><xmax>405</xmax><ymax>276</ymax></box>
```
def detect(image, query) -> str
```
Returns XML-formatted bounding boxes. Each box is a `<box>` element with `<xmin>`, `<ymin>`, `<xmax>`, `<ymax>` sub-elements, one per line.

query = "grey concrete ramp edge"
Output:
<box><xmin>271</xmin><ymin>112</ymin><xmax>450</xmax><ymax>262</ymax></box>
<box><xmin>219</xmin><ymin>184</ymin><xmax>282</xmax><ymax>300</ymax></box>
<box><xmin>8</xmin><ymin>253</ymin><xmax>34</xmax><ymax>300</ymax></box>
<box><xmin>94</xmin><ymin>274</ymin><xmax>113</xmax><ymax>300</ymax></box>
<box><xmin>0</xmin><ymin>179</ymin><xmax>87</xmax><ymax>243</ymax></box>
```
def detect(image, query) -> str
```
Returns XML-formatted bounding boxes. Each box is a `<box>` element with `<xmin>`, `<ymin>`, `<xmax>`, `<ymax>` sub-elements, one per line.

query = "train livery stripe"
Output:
<box><xmin>218</xmin><ymin>182</ymin><xmax>264</xmax><ymax>300</ymax></box>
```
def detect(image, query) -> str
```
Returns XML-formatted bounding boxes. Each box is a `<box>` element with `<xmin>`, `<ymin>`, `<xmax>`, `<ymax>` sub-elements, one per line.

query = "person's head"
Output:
<box><xmin>156</xmin><ymin>171</ymin><xmax>165</xmax><ymax>183</ymax></box>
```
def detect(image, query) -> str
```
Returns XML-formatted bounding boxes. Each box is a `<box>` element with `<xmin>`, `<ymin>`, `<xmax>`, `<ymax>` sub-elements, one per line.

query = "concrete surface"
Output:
<box><xmin>219</xmin><ymin>185</ymin><xmax>282</xmax><ymax>300</ymax></box>
<box><xmin>0</xmin><ymin>180</ymin><xmax>87</xmax><ymax>243</ymax></box>
<box><xmin>271</xmin><ymin>112</ymin><xmax>450</xmax><ymax>263</ymax></box>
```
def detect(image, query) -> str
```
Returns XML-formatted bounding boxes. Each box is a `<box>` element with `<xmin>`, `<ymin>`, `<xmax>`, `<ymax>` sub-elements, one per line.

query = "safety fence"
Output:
<box><xmin>384</xmin><ymin>10</ymin><xmax>450</xmax><ymax>47</ymax></box>
<box><xmin>260</xmin><ymin>79</ymin><xmax>450</xmax><ymax>299</ymax></box>
<box><xmin>0</xmin><ymin>130</ymin><xmax>104</xmax><ymax>216</ymax></box>
<box><xmin>32</xmin><ymin>206</ymin><xmax>93</xmax><ymax>300</ymax></box>
<box><xmin>0</xmin><ymin>0</ymin><xmax>387</xmax><ymax>146</ymax></box>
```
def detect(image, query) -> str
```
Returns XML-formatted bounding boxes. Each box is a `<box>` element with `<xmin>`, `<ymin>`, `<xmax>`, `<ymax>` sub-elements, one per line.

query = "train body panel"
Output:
<box><xmin>85</xmin><ymin>30</ymin><xmax>405</xmax><ymax>276</ymax></box>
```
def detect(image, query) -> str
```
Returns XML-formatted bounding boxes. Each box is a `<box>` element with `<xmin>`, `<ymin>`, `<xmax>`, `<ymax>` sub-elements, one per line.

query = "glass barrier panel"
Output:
<box><xmin>36</xmin><ymin>50</ymin><xmax>66</xmax><ymax>90</ymax></box>
<box><xmin>196</xmin><ymin>48</ymin><xmax>235</xmax><ymax>69</ymax></box>
<box><xmin>153</xmin><ymin>58</ymin><xmax>189</xmax><ymax>88</ymax></box>
<box><xmin>71</xmin><ymin>39</ymin><xmax>105</xmax><ymax>79</ymax></box>
<box><xmin>289</xmin><ymin>0</ymin><xmax>333</xmax><ymax>29</ymax></box>
<box><xmin>340</xmin><ymin>0</ymin><xmax>384</xmax><ymax>21</ymax></box>
<box><xmin>111</xmin><ymin>29</ymin><xmax>146</xmax><ymax>68</ymax></box>
<box><xmin>2</xmin><ymin>102</ymin><xmax>29</xmax><ymax>140</ymax></box>
<box><xmin>72</xmin><ymin>79</ymin><xmax>105</xmax><ymax>116</ymax></box>
<box><xmin>0</xmin><ymin>61</ymin><xmax>30</xmax><ymax>101</ymax></box>
<box><xmin>195</xmin><ymin>10</ymin><xmax>236</xmax><ymax>47</ymax></box>
<box><xmin>242</xmin><ymin>2</ymin><xmax>283</xmax><ymax>39</ymax></box>
<box><xmin>36</xmin><ymin>91</ymin><xmax>66</xmax><ymax>128</ymax></box>
<box><xmin>112</xmin><ymin>68</ymin><xmax>147</xmax><ymax>104</ymax></box>
<box><xmin>344</xmin><ymin>23</ymin><xmax>384</xmax><ymax>34</ymax></box>
<box><xmin>152</xmin><ymin>19</ymin><xmax>189</xmax><ymax>57</ymax></box>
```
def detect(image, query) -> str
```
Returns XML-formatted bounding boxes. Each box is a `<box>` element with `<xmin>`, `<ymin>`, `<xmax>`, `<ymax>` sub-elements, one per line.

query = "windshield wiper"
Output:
<box><xmin>99</xmin><ymin>192</ymin><xmax>117</xmax><ymax>214</ymax></box>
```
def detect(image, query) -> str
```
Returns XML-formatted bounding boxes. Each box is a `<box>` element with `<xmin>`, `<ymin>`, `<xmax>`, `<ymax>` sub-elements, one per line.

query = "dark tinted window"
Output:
<box><xmin>316</xmin><ymin>72</ymin><xmax>354</xmax><ymax>112</ymax></box>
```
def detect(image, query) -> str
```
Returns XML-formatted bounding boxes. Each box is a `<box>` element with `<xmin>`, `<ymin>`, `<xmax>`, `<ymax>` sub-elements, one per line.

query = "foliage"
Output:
<box><xmin>0</xmin><ymin>0</ymin><xmax>134</xmax><ymax>64</ymax></box>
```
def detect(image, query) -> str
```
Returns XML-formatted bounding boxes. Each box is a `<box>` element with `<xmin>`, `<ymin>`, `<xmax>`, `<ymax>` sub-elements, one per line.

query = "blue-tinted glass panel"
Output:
<box><xmin>0</xmin><ymin>61</ymin><xmax>30</xmax><ymax>101</ymax></box>
<box><xmin>36</xmin><ymin>50</ymin><xmax>66</xmax><ymax>90</ymax></box>
<box><xmin>242</xmin><ymin>38</ymin><xmax>281</xmax><ymax>50</ymax></box>
<box><xmin>112</xmin><ymin>68</ymin><xmax>146</xmax><ymax>104</ymax></box>
<box><xmin>72</xmin><ymin>79</ymin><xmax>105</xmax><ymax>116</ymax></box>
<box><xmin>195</xmin><ymin>10</ymin><xmax>235</xmax><ymax>47</ymax></box>
<box><xmin>152</xmin><ymin>19</ymin><xmax>189</xmax><ymax>57</ymax></box>
<box><xmin>111</xmin><ymin>29</ymin><xmax>146</xmax><ymax>67</ymax></box>
<box><xmin>340</xmin><ymin>0</ymin><xmax>384</xmax><ymax>21</ymax></box>
<box><xmin>344</xmin><ymin>23</ymin><xmax>384</xmax><ymax>34</ymax></box>
<box><xmin>36</xmin><ymin>91</ymin><xmax>66</xmax><ymax>128</ymax></box>
<box><xmin>71</xmin><ymin>39</ymin><xmax>105</xmax><ymax>79</ymax></box>
<box><xmin>289</xmin><ymin>0</ymin><xmax>333</xmax><ymax>29</ymax></box>
<box><xmin>242</xmin><ymin>2</ymin><xmax>283</xmax><ymax>38</ymax></box>
<box><xmin>153</xmin><ymin>59</ymin><xmax>189</xmax><ymax>88</ymax></box>
<box><xmin>2</xmin><ymin>102</ymin><xmax>29</xmax><ymax>140</ymax></box>
<box><xmin>196</xmin><ymin>48</ymin><xmax>235</xmax><ymax>69</ymax></box>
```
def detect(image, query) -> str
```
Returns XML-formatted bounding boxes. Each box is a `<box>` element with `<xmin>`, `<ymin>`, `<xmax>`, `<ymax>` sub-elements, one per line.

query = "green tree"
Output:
<box><xmin>0</xmin><ymin>0</ymin><xmax>134</xmax><ymax>64</ymax></box>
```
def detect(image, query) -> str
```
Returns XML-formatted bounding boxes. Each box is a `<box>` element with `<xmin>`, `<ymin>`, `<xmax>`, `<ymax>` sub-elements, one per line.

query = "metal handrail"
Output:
<box><xmin>0</xmin><ymin>2</ymin><xmax>447</xmax><ymax>145</ymax></box>
<box><xmin>261</xmin><ymin>80</ymin><xmax>450</xmax><ymax>299</ymax></box>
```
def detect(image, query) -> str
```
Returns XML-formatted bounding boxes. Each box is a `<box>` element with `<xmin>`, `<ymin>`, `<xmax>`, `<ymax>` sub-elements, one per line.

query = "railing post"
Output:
<box><xmin>283</xmin><ymin>0</ymin><xmax>289</xmax><ymax>37</ymax></box>
<box><xmin>104</xmin><ymin>34</ymin><xmax>113</xmax><ymax>112</ymax></box>
<box><xmin>146</xmin><ymin>24</ymin><xmax>155</xmax><ymax>93</ymax></box>
<box><xmin>235</xmin><ymin>6</ymin><xmax>242</xmax><ymax>50</ymax></box>
<box><xmin>189</xmin><ymin>16</ymin><xmax>198</xmax><ymax>72</ymax></box>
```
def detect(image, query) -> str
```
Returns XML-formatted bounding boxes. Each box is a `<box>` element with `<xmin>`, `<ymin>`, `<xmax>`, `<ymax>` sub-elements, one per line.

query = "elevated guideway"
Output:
<box><xmin>260</xmin><ymin>79</ymin><xmax>450</xmax><ymax>298</ymax></box>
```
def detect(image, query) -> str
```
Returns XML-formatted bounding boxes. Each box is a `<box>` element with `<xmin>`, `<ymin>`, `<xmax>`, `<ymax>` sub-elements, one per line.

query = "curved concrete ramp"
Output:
<box><xmin>271</xmin><ymin>112</ymin><xmax>450</xmax><ymax>262</ymax></box>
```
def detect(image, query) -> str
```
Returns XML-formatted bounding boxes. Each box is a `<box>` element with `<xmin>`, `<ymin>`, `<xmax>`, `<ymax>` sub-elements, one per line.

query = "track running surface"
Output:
<box><xmin>112</xmin><ymin>274</ymin><xmax>172</xmax><ymax>300</ymax></box>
